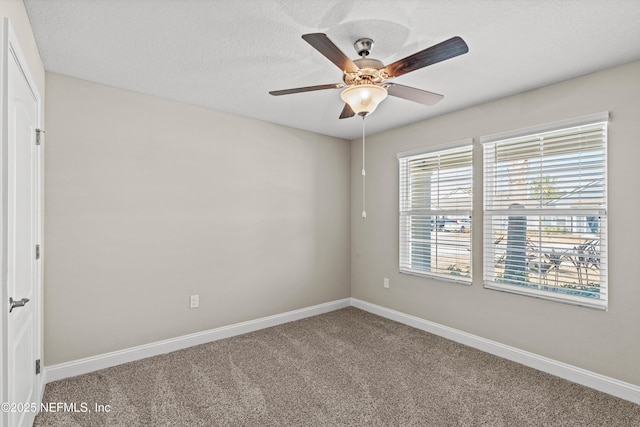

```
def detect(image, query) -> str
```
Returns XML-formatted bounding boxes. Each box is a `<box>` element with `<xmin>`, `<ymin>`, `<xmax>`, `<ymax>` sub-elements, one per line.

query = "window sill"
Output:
<box><xmin>483</xmin><ymin>280</ymin><xmax>607</xmax><ymax>310</ymax></box>
<box><xmin>400</xmin><ymin>268</ymin><xmax>472</xmax><ymax>286</ymax></box>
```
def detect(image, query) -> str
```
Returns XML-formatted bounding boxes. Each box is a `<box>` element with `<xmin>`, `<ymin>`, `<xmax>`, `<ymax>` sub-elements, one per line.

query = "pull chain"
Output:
<box><xmin>362</xmin><ymin>115</ymin><xmax>367</xmax><ymax>219</ymax></box>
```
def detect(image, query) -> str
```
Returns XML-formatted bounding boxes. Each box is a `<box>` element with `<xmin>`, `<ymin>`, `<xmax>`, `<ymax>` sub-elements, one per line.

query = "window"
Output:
<box><xmin>482</xmin><ymin>112</ymin><xmax>608</xmax><ymax>309</ymax></box>
<box><xmin>398</xmin><ymin>140</ymin><xmax>473</xmax><ymax>283</ymax></box>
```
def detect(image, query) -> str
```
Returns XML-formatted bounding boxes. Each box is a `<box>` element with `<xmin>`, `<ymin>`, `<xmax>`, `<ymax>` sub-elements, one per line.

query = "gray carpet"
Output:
<box><xmin>35</xmin><ymin>307</ymin><xmax>640</xmax><ymax>426</ymax></box>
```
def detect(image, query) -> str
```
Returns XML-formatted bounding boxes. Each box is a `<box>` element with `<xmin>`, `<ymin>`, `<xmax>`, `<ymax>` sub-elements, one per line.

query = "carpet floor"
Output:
<box><xmin>34</xmin><ymin>307</ymin><xmax>640</xmax><ymax>426</ymax></box>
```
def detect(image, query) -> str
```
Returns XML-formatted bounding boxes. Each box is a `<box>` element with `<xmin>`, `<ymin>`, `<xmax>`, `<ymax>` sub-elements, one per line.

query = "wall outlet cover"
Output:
<box><xmin>190</xmin><ymin>294</ymin><xmax>199</xmax><ymax>308</ymax></box>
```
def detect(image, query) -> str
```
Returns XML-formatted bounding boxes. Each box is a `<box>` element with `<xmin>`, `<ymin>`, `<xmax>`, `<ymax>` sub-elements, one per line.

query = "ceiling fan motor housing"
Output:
<box><xmin>344</xmin><ymin>57</ymin><xmax>387</xmax><ymax>85</ymax></box>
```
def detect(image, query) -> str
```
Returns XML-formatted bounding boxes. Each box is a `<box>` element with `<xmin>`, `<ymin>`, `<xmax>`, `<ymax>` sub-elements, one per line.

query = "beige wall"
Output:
<box><xmin>44</xmin><ymin>74</ymin><xmax>351</xmax><ymax>365</ymax></box>
<box><xmin>351</xmin><ymin>60</ymin><xmax>640</xmax><ymax>386</ymax></box>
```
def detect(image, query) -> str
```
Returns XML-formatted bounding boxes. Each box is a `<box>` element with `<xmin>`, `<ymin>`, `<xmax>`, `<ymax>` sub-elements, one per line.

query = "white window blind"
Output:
<box><xmin>482</xmin><ymin>114</ymin><xmax>608</xmax><ymax>309</ymax></box>
<box><xmin>398</xmin><ymin>141</ymin><xmax>473</xmax><ymax>283</ymax></box>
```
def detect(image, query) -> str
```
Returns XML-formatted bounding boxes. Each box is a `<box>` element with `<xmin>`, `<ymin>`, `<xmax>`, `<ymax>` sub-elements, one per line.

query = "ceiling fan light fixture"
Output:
<box><xmin>340</xmin><ymin>84</ymin><xmax>387</xmax><ymax>116</ymax></box>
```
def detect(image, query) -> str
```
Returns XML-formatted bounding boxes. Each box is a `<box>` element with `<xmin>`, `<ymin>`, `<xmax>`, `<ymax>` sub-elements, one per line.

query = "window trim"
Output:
<box><xmin>481</xmin><ymin>112</ymin><xmax>608</xmax><ymax>310</ymax></box>
<box><xmin>396</xmin><ymin>138</ymin><xmax>473</xmax><ymax>160</ymax></box>
<box><xmin>479</xmin><ymin>111</ymin><xmax>609</xmax><ymax>144</ymax></box>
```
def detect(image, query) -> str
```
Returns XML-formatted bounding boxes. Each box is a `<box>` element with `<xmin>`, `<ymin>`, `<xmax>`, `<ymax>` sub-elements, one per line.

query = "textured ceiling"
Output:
<box><xmin>24</xmin><ymin>0</ymin><xmax>640</xmax><ymax>140</ymax></box>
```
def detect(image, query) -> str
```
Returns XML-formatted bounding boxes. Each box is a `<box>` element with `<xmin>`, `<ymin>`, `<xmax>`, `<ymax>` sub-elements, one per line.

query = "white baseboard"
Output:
<box><xmin>45</xmin><ymin>298</ymin><xmax>351</xmax><ymax>383</ymax></box>
<box><xmin>351</xmin><ymin>298</ymin><xmax>640</xmax><ymax>404</ymax></box>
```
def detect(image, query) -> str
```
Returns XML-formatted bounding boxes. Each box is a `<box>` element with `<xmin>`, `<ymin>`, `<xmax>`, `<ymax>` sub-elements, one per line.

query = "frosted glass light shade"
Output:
<box><xmin>340</xmin><ymin>84</ymin><xmax>388</xmax><ymax>116</ymax></box>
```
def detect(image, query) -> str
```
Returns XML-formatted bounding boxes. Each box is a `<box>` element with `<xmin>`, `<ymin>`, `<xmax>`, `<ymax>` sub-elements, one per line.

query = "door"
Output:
<box><xmin>2</xmin><ymin>20</ymin><xmax>42</xmax><ymax>427</ymax></box>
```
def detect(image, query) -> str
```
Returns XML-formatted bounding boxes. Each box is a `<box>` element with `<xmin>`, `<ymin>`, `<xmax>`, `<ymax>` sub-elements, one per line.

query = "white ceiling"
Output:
<box><xmin>24</xmin><ymin>0</ymin><xmax>640</xmax><ymax>140</ymax></box>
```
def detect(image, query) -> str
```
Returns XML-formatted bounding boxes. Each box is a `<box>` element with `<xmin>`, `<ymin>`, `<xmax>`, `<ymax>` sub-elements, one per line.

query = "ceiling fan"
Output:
<box><xmin>269</xmin><ymin>33</ymin><xmax>469</xmax><ymax>118</ymax></box>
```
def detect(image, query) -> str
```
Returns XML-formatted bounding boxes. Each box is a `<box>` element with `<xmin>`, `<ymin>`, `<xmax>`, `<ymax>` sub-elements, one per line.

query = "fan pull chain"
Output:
<box><xmin>362</xmin><ymin>115</ymin><xmax>367</xmax><ymax>219</ymax></box>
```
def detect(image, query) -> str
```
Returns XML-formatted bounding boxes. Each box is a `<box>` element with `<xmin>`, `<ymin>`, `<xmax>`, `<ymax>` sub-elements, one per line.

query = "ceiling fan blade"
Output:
<box><xmin>339</xmin><ymin>103</ymin><xmax>355</xmax><ymax>119</ymax></box>
<box><xmin>386</xmin><ymin>83</ymin><xmax>444</xmax><ymax>106</ymax></box>
<box><xmin>383</xmin><ymin>36</ymin><xmax>468</xmax><ymax>78</ymax></box>
<box><xmin>302</xmin><ymin>33</ymin><xmax>359</xmax><ymax>73</ymax></box>
<box><xmin>269</xmin><ymin>83</ymin><xmax>344</xmax><ymax>96</ymax></box>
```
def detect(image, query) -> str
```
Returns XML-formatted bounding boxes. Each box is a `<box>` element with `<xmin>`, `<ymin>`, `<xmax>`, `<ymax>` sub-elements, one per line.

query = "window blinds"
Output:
<box><xmin>482</xmin><ymin>114</ymin><xmax>608</xmax><ymax>309</ymax></box>
<box><xmin>398</xmin><ymin>141</ymin><xmax>473</xmax><ymax>283</ymax></box>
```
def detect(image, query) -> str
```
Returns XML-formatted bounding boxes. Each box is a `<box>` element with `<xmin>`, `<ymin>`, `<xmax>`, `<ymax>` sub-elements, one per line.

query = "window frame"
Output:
<box><xmin>397</xmin><ymin>139</ymin><xmax>474</xmax><ymax>285</ymax></box>
<box><xmin>481</xmin><ymin>112</ymin><xmax>609</xmax><ymax>309</ymax></box>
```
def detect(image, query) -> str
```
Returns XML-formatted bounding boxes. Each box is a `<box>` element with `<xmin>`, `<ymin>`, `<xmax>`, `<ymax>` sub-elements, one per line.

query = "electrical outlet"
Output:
<box><xmin>190</xmin><ymin>294</ymin><xmax>199</xmax><ymax>308</ymax></box>
<box><xmin>383</xmin><ymin>278</ymin><xmax>390</xmax><ymax>289</ymax></box>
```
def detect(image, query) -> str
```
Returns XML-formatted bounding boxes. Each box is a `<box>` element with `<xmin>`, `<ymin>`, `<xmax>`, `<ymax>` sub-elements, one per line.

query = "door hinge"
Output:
<box><xmin>35</xmin><ymin>244</ymin><xmax>40</xmax><ymax>260</ymax></box>
<box><xmin>35</xmin><ymin>359</ymin><xmax>41</xmax><ymax>375</ymax></box>
<box><xmin>35</xmin><ymin>128</ymin><xmax>46</xmax><ymax>145</ymax></box>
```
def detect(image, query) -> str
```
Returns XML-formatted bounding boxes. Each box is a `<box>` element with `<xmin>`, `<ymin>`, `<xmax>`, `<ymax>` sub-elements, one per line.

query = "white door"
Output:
<box><xmin>2</xmin><ymin>20</ymin><xmax>42</xmax><ymax>427</ymax></box>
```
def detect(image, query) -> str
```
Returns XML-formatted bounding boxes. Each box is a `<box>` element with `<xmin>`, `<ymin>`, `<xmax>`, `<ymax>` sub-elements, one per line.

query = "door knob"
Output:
<box><xmin>9</xmin><ymin>297</ymin><xmax>30</xmax><ymax>313</ymax></box>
